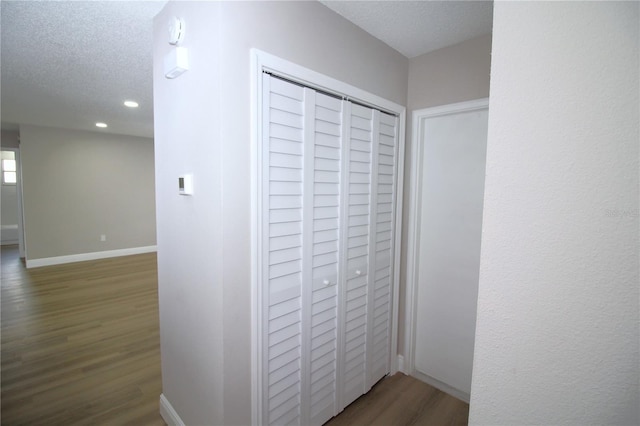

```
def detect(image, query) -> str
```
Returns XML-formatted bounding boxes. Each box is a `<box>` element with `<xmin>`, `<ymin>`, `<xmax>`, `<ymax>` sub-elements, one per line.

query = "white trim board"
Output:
<box><xmin>404</xmin><ymin>98</ymin><xmax>489</xmax><ymax>389</ymax></box>
<box><xmin>250</xmin><ymin>48</ymin><xmax>406</xmax><ymax>426</ymax></box>
<box><xmin>159</xmin><ymin>394</ymin><xmax>186</xmax><ymax>426</ymax></box>
<box><xmin>397</xmin><ymin>354</ymin><xmax>405</xmax><ymax>373</ymax></box>
<box><xmin>412</xmin><ymin>370</ymin><xmax>470</xmax><ymax>403</ymax></box>
<box><xmin>26</xmin><ymin>245</ymin><xmax>157</xmax><ymax>268</ymax></box>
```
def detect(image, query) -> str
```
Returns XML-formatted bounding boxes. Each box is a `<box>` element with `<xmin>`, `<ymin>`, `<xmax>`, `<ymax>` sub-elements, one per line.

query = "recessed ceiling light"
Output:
<box><xmin>124</xmin><ymin>100</ymin><xmax>139</xmax><ymax>108</ymax></box>
<box><xmin>96</xmin><ymin>122</ymin><xmax>108</xmax><ymax>128</ymax></box>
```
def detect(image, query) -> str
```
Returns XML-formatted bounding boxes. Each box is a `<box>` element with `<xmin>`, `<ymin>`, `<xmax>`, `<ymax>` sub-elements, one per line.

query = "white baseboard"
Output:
<box><xmin>160</xmin><ymin>394</ymin><xmax>185</xmax><ymax>426</ymax></box>
<box><xmin>26</xmin><ymin>245</ymin><xmax>157</xmax><ymax>268</ymax></box>
<box><xmin>397</xmin><ymin>354</ymin><xmax>405</xmax><ymax>374</ymax></box>
<box><xmin>412</xmin><ymin>370</ymin><xmax>470</xmax><ymax>403</ymax></box>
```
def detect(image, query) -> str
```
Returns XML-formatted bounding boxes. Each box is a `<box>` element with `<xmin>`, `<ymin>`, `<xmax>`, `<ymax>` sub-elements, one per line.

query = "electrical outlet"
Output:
<box><xmin>100</xmin><ymin>234</ymin><xmax>106</xmax><ymax>242</ymax></box>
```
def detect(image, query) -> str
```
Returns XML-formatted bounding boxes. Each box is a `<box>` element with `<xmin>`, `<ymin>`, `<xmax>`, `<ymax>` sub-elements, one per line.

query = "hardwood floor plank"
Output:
<box><xmin>2</xmin><ymin>244</ymin><xmax>468</xmax><ymax>426</ymax></box>
<box><xmin>1</xmin><ymin>245</ymin><xmax>164</xmax><ymax>426</ymax></box>
<box><xmin>325</xmin><ymin>373</ymin><xmax>469</xmax><ymax>426</ymax></box>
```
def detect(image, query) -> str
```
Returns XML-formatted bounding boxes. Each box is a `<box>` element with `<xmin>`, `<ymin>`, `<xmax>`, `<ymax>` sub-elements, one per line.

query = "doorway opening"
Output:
<box><xmin>1</xmin><ymin>148</ymin><xmax>25</xmax><ymax>258</ymax></box>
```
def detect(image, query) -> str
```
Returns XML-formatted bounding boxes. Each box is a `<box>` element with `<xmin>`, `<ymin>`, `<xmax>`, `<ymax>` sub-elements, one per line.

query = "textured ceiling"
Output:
<box><xmin>1</xmin><ymin>0</ymin><xmax>167</xmax><ymax>138</ymax></box>
<box><xmin>320</xmin><ymin>1</ymin><xmax>493</xmax><ymax>58</ymax></box>
<box><xmin>1</xmin><ymin>1</ymin><xmax>492</xmax><ymax>139</ymax></box>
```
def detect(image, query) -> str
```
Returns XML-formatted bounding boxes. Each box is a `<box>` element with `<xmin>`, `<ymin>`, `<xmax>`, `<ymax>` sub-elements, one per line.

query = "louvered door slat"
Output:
<box><xmin>307</xmin><ymin>91</ymin><xmax>342</xmax><ymax>426</ymax></box>
<box><xmin>264</xmin><ymin>74</ymin><xmax>304</xmax><ymax>426</ymax></box>
<box><xmin>368</xmin><ymin>111</ymin><xmax>398</xmax><ymax>386</ymax></box>
<box><xmin>339</xmin><ymin>103</ymin><xmax>373</xmax><ymax>409</ymax></box>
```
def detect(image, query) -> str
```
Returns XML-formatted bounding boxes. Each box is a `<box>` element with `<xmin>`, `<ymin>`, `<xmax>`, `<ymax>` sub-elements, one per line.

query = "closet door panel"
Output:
<box><xmin>368</xmin><ymin>112</ymin><xmax>398</xmax><ymax>385</ymax></box>
<box><xmin>261</xmin><ymin>72</ymin><xmax>399</xmax><ymax>426</ymax></box>
<box><xmin>308</xmin><ymin>92</ymin><xmax>342</xmax><ymax>426</ymax></box>
<box><xmin>340</xmin><ymin>103</ymin><xmax>373</xmax><ymax>408</ymax></box>
<box><xmin>263</xmin><ymin>75</ymin><xmax>305</xmax><ymax>426</ymax></box>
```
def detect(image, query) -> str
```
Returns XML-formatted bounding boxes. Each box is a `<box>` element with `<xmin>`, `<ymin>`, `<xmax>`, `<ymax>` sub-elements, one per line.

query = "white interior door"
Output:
<box><xmin>414</xmin><ymin>104</ymin><xmax>488</xmax><ymax>399</ymax></box>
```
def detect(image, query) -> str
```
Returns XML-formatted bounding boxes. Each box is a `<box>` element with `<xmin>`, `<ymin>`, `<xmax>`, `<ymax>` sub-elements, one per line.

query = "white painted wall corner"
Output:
<box><xmin>397</xmin><ymin>354</ymin><xmax>405</xmax><ymax>374</ymax></box>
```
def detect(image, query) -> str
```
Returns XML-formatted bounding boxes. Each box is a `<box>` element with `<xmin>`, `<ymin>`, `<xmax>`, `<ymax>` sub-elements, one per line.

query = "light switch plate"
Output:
<box><xmin>179</xmin><ymin>174</ymin><xmax>193</xmax><ymax>195</ymax></box>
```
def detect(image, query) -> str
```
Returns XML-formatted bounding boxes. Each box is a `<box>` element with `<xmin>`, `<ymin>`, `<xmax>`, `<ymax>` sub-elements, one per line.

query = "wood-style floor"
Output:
<box><xmin>326</xmin><ymin>373</ymin><xmax>469</xmax><ymax>426</ymax></box>
<box><xmin>1</xmin><ymin>245</ymin><xmax>164</xmax><ymax>425</ymax></box>
<box><xmin>1</xmin><ymin>244</ymin><xmax>468</xmax><ymax>425</ymax></box>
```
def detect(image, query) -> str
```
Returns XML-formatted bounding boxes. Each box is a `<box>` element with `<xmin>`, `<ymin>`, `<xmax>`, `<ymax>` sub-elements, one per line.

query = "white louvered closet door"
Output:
<box><xmin>306</xmin><ymin>90</ymin><xmax>342</xmax><ymax>426</ymax></box>
<box><xmin>261</xmin><ymin>73</ymin><xmax>398</xmax><ymax>426</ymax></box>
<box><xmin>338</xmin><ymin>103</ymin><xmax>374</xmax><ymax>409</ymax></box>
<box><xmin>367</xmin><ymin>111</ymin><xmax>398</xmax><ymax>387</ymax></box>
<box><xmin>262</xmin><ymin>74</ymin><xmax>342</xmax><ymax>426</ymax></box>
<box><xmin>262</xmin><ymin>74</ymin><xmax>306</xmax><ymax>426</ymax></box>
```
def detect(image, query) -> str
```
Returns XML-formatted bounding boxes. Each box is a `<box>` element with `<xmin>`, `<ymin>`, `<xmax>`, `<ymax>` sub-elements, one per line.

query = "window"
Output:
<box><xmin>1</xmin><ymin>151</ymin><xmax>17</xmax><ymax>185</ymax></box>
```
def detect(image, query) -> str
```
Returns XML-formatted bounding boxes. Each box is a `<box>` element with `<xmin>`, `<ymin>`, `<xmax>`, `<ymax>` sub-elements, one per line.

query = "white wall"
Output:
<box><xmin>407</xmin><ymin>34</ymin><xmax>492</xmax><ymax>112</ymax></box>
<box><xmin>1</xmin><ymin>129</ymin><xmax>20</xmax><ymax>149</ymax></box>
<box><xmin>19</xmin><ymin>125</ymin><xmax>156</xmax><ymax>261</ymax></box>
<box><xmin>153</xmin><ymin>2</ymin><xmax>224</xmax><ymax>425</ymax></box>
<box><xmin>470</xmin><ymin>2</ymin><xmax>639</xmax><ymax>425</ymax></box>
<box><xmin>153</xmin><ymin>1</ymin><xmax>407</xmax><ymax>424</ymax></box>
<box><xmin>400</xmin><ymin>34</ymin><xmax>492</xmax><ymax>355</ymax></box>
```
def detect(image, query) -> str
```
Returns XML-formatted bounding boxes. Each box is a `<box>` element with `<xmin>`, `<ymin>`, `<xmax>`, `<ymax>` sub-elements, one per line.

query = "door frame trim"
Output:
<box><xmin>404</xmin><ymin>98</ymin><xmax>489</xmax><ymax>380</ymax></box>
<box><xmin>250</xmin><ymin>48</ymin><xmax>406</xmax><ymax>426</ymax></box>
